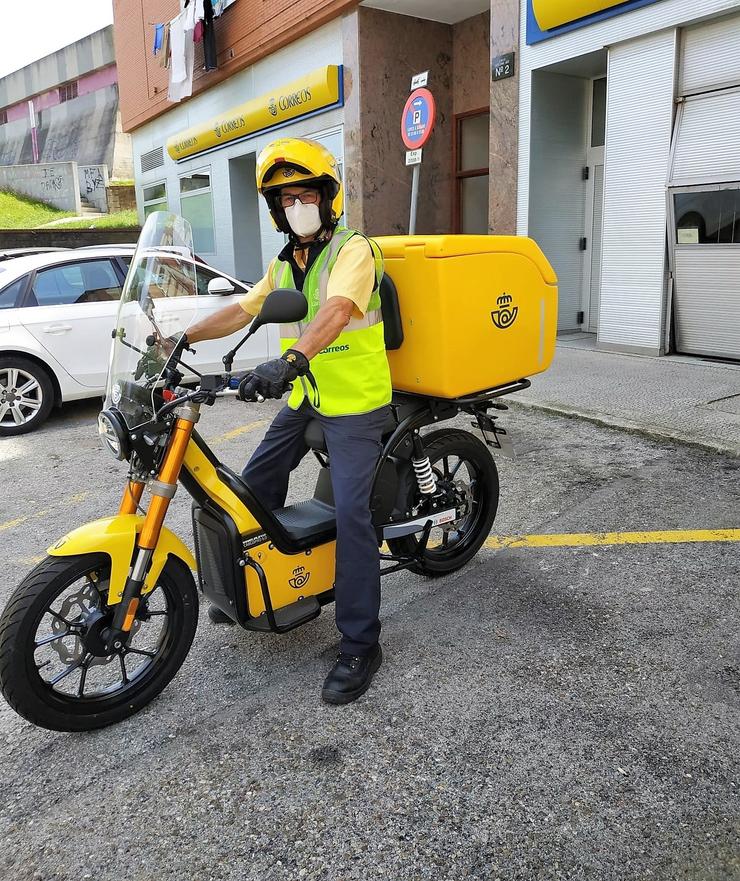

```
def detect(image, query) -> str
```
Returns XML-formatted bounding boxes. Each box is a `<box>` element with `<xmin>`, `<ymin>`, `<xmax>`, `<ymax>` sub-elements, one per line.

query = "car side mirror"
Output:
<box><xmin>252</xmin><ymin>288</ymin><xmax>308</xmax><ymax>330</ymax></box>
<box><xmin>207</xmin><ymin>276</ymin><xmax>235</xmax><ymax>295</ymax></box>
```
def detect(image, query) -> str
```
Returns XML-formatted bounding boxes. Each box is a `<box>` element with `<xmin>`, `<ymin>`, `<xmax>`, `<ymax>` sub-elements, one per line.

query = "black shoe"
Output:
<box><xmin>321</xmin><ymin>644</ymin><xmax>382</xmax><ymax>705</ymax></box>
<box><xmin>207</xmin><ymin>604</ymin><xmax>236</xmax><ymax>625</ymax></box>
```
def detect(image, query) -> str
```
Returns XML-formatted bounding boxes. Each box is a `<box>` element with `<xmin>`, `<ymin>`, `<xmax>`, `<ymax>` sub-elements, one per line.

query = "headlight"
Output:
<box><xmin>98</xmin><ymin>409</ymin><xmax>128</xmax><ymax>461</ymax></box>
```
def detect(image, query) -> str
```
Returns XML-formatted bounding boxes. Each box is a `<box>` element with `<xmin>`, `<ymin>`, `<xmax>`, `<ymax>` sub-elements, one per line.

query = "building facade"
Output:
<box><xmin>113</xmin><ymin>0</ymin><xmax>515</xmax><ymax>284</ymax></box>
<box><xmin>113</xmin><ymin>0</ymin><xmax>739</xmax><ymax>360</ymax></box>
<box><xmin>0</xmin><ymin>27</ymin><xmax>133</xmax><ymax>180</ymax></box>
<box><xmin>519</xmin><ymin>0</ymin><xmax>740</xmax><ymax>359</ymax></box>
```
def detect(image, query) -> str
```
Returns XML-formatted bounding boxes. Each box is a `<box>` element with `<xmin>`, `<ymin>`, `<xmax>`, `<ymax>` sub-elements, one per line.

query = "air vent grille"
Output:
<box><xmin>140</xmin><ymin>147</ymin><xmax>164</xmax><ymax>173</ymax></box>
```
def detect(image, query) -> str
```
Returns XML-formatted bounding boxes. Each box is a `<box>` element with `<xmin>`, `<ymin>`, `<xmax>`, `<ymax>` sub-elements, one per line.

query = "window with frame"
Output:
<box><xmin>179</xmin><ymin>171</ymin><xmax>215</xmax><ymax>253</ymax></box>
<box><xmin>0</xmin><ymin>109</ymin><xmax>7</xmax><ymax>126</ymax></box>
<box><xmin>143</xmin><ymin>182</ymin><xmax>168</xmax><ymax>218</ymax></box>
<box><xmin>0</xmin><ymin>276</ymin><xmax>27</xmax><ymax>309</ymax></box>
<box><xmin>31</xmin><ymin>260</ymin><xmax>123</xmax><ymax>306</ymax></box>
<box><xmin>454</xmin><ymin>110</ymin><xmax>490</xmax><ymax>234</ymax></box>
<box><xmin>674</xmin><ymin>188</ymin><xmax>740</xmax><ymax>244</ymax></box>
<box><xmin>59</xmin><ymin>81</ymin><xmax>78</xmax><ymax>103</ymax></box>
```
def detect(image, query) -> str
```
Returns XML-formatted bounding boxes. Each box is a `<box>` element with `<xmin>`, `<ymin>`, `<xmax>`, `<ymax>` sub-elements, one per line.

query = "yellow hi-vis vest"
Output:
<box><xmin>274</xmin><ymin>227</ymin><xmax>393</xmax><ymax>417</ymax></box>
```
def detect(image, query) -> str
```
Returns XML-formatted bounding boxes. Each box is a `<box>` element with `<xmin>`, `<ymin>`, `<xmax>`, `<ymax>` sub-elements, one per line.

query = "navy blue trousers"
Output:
<box><xmin>242</xmin><ymin>401</ymin><xmax>389</xmax><ymax>655</ymax></box>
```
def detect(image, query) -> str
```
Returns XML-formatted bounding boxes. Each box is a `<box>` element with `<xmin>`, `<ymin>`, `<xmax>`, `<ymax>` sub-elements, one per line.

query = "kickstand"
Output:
<box><xmin>414</xmin><ymin>519</ymin><xmax>433</xmax><ymax>563</ymax></box>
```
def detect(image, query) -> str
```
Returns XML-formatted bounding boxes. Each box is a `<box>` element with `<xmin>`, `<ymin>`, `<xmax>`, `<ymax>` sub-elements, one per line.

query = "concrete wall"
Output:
<box><xmin>0</xmin><ymin>161</ymin><xmax>81</xmax><ymax>212</ymax></box>
<box><xmin>343</xmin><ymin>7</ymin><xmax>453</xmax><ymax>236</ymax></box>
<box><xmin>0</xmin><ymin>28</ymin><xmax>115</xmax><ymax>110</ymax></box>
<box><xmin>79</xmin><ymin>164</ymin><xmax>109</xmax><ymax>212</ymax></box>
<box><xmin>0</xmin><ymin>86</ymin><xmax>123</xmax><ymax>173</ymax></box>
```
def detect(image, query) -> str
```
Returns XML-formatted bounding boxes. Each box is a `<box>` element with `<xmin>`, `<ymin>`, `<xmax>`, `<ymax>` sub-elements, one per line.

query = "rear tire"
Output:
<box><xmin>0</xmin><ymin>356</ymin><xmax>55</xmax><ymax>436</ymax></box>
<box><xmin>387</xmin><ymin>429</ymin><xmax>499</xmax><ymax>577</ymax></box>
<box><xmin>0</xmin><ymin>554</ymin><xmax>198</xmax><ymax>731</ymax></box>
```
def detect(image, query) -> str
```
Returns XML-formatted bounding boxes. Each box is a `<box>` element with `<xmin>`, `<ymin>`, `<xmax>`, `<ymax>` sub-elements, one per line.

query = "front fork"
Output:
<box><xmin>107</xmin><ymin>401</ymin><xmax>201</xmax><ymax>642</ymax></box>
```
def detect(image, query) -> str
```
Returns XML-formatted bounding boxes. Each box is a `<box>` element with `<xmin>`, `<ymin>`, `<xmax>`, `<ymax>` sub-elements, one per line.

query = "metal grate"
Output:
<box><xmin>140</xmin><ymin>146</ymin><xmax>164</xmax><ymax>173</ymax></box>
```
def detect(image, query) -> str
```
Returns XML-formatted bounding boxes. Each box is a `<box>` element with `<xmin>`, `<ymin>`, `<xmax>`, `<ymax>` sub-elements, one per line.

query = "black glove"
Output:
<box><xmin>238</xmin><ymin>349</ymin><xmax>310</xmax><ymax>402</ymax></box>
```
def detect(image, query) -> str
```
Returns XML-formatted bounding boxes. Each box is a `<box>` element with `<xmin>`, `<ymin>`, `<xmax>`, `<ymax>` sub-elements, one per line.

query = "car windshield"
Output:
<box><xmin>105</xmin><ymin>212</ymin><xmax>202</xmax><ymax>429</ymax></box>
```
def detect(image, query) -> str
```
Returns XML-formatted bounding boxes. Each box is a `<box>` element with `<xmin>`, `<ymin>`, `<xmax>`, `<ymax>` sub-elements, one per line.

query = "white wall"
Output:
<box><xmin>132</xmin><ymin>20</ymin><xmax>345</xmax><ymax>280</ymax></box>
<box><xmin>598</xmin><ymin>29</ymin><xmax>677</xmax><ymax>353</ymax></box>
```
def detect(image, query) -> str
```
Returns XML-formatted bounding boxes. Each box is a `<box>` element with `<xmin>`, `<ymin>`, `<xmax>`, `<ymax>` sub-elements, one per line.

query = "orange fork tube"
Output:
<box><xmin>119</xmin><ymin>480</ymin><xmax>145</xmax><ymax>515</ymax></box>
<box><xmin>138</xmin><ymin>417</ymin><xmax>195</xmax><ymax>550</ymax></box>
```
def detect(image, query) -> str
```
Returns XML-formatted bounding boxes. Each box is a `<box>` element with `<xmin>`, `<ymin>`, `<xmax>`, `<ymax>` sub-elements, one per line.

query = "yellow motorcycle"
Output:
<box><xmin>0</xmin><ymin>212</ymin><xmax>557</xmax><ymax>731</ymax></box>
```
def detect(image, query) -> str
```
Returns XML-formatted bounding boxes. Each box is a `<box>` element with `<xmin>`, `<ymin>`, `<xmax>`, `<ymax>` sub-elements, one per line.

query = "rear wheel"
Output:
<box><xmin>387</xmin><ymin>429</ymin><xmax>499</xmax><ymax>577</ymax></box>
<box><xmin>0</xmin><ymin>554</ymin><xmax>198</xmax><ymax>731</ymax></box>
<box><xmin>0</xmin><ymin>356</ymin><xmax>55</xmax><ymax>436</ymax></box>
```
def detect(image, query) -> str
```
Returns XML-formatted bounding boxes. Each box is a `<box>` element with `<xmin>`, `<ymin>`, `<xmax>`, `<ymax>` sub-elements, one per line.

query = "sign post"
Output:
<box><xmin>401</xmin><ymin>86</ymin><xmax>436</xmax><ymax>235</ymax></box>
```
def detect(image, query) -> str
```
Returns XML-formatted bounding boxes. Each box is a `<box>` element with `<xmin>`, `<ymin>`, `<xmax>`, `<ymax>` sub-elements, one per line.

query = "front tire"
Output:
<box><xmin>387</xmin><ymin>428</ymin><xmax>499</xmax><ymax>577</ymax></box>
<box><xmin>0</xmin><ymin>356</ymin><xmax>55</xmax><ymax>436</ymax></box>
<box><xmin>0</xmin><ymin>554</ymin><xmax>198</xmax><ymax>731</ymax></box>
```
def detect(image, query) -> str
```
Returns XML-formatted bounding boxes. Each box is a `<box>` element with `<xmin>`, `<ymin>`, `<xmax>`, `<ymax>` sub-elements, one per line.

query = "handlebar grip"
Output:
<box><xmin>146</xmin><ymin>334</ymin><xmax>156</xmax><ymax>347</ymax></box>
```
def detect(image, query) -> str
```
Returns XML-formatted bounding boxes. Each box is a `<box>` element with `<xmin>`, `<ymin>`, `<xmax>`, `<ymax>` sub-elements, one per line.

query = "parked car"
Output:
<box><xmin>0</xmin><ymin>247</ymin><xmax>266</xmax><ymax>435</ymax></box>
<box><xmin>0</xmin><ymin>248</ymin><xmax>70</xmax><ymax>262</ymax></box>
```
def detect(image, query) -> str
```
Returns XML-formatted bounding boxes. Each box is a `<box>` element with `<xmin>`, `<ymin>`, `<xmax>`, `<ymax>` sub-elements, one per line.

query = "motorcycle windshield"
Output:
<box><xmin>105</xmin><ymin>211</ymin><xmax>199</xmax><ymax>429</ymax></box>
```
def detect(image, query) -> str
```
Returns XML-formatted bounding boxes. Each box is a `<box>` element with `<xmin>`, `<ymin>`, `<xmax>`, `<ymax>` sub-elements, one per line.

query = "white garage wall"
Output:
<box><xmin>597</xmin><ymin>29</ymin><xmax>677</xmax><ymax>353</ymax></box>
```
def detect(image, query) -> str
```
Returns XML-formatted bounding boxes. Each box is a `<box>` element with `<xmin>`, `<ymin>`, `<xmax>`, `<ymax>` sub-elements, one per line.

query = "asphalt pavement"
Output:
<box><xmin>0</xmin><ymin>395</ymin><xmax>738</xmax><ymax>881</ymax></box>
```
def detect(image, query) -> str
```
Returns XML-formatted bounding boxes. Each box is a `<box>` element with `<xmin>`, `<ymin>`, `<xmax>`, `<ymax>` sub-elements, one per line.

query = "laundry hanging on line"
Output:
<box><xmin>165</xmin><ymin>0</ymin><xmax>222</xmax><ymax>102</ymax></box>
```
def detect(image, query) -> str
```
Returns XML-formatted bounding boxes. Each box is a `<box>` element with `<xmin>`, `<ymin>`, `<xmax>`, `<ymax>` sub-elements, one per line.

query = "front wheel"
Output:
<box><xmin>0</xmin><ymin>553</ymin><xmax>198</xmax><ymax>731</ymax></box>
<box><xmin>387</xmin><ymin>428</ymin><xmax>499</xmax><ymax>577</ymax></box>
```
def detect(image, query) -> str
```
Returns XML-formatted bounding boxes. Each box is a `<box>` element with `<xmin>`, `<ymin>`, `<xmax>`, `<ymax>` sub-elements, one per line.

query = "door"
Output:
<box><xmin>581</xmin><ymin>77</ymin><xmax>606</xmax><ymax>332</ymax></box>
<box><xmin>19</xmin><ymin>258</ymin><xmax>124</xmax><ymax>388</ymax></box>
<box><xmin>453</xmin><ymin>110</ymin><xmax>490</xmax><ymax>234</ymax></box>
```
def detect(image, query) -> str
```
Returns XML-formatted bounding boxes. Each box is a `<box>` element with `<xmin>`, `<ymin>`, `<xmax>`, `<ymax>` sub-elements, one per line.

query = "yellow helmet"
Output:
<box><xmin>256</xmin><ymin>137</ymin><xmax>343</xmax><ymax>233</ymax></box>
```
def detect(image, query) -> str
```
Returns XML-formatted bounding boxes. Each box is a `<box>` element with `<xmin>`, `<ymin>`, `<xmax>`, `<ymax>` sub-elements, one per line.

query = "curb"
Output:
<box><xmin>508</xmin><ymin>399</ymin><xmax>740</xmax><ymax>460</ymax></box>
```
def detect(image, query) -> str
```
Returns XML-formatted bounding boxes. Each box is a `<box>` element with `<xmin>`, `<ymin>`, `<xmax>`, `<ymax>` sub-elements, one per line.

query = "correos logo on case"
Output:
<box><xmin>491</xmin><ymin>294</ymin><xmax>519</xmax><ymax>330</ymax></box>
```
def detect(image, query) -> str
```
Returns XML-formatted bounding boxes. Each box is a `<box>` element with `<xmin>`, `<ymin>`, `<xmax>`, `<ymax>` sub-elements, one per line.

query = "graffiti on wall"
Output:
<box><xmin>83</xmin><ymin>166</ymin><xmax>105</xmax><ymax>194</ymax></box>
<box><xmin>40</xmin><ymin>166</ymin><xmax>66</xmax><ymax>193</ymax></box>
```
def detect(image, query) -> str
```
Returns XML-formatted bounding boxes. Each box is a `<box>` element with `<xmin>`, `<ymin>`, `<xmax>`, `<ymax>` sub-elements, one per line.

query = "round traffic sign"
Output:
<box><xmin>401</xmin><ymin>88</ymin><xmax>436</xmax><ymax>150</ymax></box>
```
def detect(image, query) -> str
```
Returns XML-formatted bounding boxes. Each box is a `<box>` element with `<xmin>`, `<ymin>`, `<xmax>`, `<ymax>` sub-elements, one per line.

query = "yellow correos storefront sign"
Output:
<box><xmin>166</xmin><ymin>65</ymin><xmax>342</xmax><ymax>162</ymax></box>
<box><xmin>532</xmin><ymin>0</ymin><xmax>638</xmax><ymax>30</ymax></box>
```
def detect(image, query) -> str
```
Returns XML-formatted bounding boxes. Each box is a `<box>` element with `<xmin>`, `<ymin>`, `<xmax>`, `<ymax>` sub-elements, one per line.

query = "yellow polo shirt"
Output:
<box><xmin>238</xmin><ymin>236</ymin><xmax>376</xmax><ymax>320</ymax></box>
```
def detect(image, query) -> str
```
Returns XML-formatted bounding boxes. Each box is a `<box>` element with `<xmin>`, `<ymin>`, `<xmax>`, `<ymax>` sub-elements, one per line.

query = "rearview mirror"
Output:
<box><xmin>254</xmin><ymin>288</ymin><xmax>307</xmax><ymax>328</ymax></box>
<box><xmin>207</xmin><ymin>276</ymin><xmax>236</xmax><ymax>295</ymax></box>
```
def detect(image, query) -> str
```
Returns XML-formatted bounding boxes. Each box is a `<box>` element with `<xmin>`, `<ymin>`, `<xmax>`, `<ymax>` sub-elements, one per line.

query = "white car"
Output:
<box><xmin>0</xmin><ymin>247</ymin><xmax>269</xmax><ymax>435</ymax></box>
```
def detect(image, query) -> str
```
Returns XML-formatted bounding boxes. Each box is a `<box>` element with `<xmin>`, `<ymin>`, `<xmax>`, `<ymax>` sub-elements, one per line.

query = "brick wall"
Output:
<box><xmin>106</xmin><ymin>184</ymin><xmax>136</xmax><ymax>212</ymax></box>
<box><xmin>112</xmin><ymin>0</ymin><xmax>360</xmax><ymax>132</ymax></box>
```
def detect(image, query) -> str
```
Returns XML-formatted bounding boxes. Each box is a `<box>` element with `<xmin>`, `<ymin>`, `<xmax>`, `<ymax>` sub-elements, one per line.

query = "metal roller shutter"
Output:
<box><xmin>670</xmin><ymin>88</ymin><xmax>740</xmax><ymax>186</ymax></box>
<box><xmin>680</xmin><ymin>13</ymin><xmax>740</xmax><ymax>95</ymax></box>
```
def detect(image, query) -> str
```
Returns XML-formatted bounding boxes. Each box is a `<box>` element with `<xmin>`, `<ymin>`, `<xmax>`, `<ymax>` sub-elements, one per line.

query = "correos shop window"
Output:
<box><xmin>143</xmin><ymin>183</ymin><xmax>167</xmax><ymax>218</ymax></box>
<box><xmin>179</xmin><ymin>170</ymin><xmax>215</xmax><ymax>253</ymax></box>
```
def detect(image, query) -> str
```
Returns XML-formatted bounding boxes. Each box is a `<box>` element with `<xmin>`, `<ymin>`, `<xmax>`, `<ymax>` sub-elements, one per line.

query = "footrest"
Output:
<box><xmin>245</xmin><ymin>596</ymin><xmax>321</xmax><ymax>633</ymax></box>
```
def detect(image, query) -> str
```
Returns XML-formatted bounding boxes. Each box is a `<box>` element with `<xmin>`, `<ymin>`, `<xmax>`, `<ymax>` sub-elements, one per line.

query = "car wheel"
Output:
<box><xmin>0</xmin><ymin>357</ymin><xmax>55</xmax><ymax>436</ymax></box>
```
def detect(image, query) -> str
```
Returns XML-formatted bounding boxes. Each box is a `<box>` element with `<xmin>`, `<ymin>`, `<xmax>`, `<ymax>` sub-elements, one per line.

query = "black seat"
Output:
<box><xmin>380</xmin><ymin>274</ymin><xmax>404</xmax><ymax>350</ymax></box>
<box><xmin>272</xmin><ymin>499</ymin><xmax>336</xmax><ymax>541</ymax></box>
<box><xmin>304</xmin><ymin>410</ymin><xmax>398</xmax><ymax>453</ymax></box>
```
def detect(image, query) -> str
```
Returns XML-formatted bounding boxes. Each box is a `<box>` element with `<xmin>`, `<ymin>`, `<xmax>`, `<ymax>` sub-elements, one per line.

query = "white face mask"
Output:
<box><xmin>284</xmin><ymin>200</ymin><xmax>322</xmax><ymax>238</ymax></box>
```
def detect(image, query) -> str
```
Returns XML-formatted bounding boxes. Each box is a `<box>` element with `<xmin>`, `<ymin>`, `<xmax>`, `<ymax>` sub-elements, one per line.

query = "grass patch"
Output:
<box><xmin>58</xmin><ymin>210</ymin><xmax>140</xmax><ymax>230</ymax></box>
<box><xmin>0</xmin><ymin>190</ymin><xmax>73</xmax><ymax>228</ymax></box>
<box><xmin>108</xmin><ymin>179</ymin><xmax>134</xmax><ymax>187</ymax></box>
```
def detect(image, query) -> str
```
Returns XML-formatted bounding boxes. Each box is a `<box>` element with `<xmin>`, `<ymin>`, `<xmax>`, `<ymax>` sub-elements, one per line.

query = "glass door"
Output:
<box><xmin>453</xmin><ymin>110</ymin><xmax>490</xmax><ymax>234</ymax></box>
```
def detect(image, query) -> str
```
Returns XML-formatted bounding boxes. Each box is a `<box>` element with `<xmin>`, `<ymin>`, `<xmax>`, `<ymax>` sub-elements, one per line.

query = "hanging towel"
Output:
<box><xmin>203</xmin><ymin>0</ymin><xmax>218</xmax><ymax>71</ymax></box>
<box><xmin>153</xmin><ymin>23</ymin><xmax>164</xmax><ymax>55</ymax></box>
<box><xmin>160</xmin><ymin>22</ymin><xmax>171</xmax><ymax>68</ymax></box>
<box><xmin>193</xmin><ymin>20</ymin><xmax>204</xmax><ymax>43</ymax></box>
<box><xmin>168</xmin><ymin>9</ymin><xmax>195</xmax><ymax>102</ymax></box>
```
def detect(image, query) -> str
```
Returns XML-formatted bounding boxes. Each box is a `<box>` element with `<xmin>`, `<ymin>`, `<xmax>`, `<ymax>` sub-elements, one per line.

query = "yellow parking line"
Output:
<box><xmin>209</xmin><ymin>419</ymin><xmax>269</xmax><ymax>444</ymax></box>
<box><xmin>0</xmin><ymin>516</ymin><xmax>27</xmax><ymax>532</ymax></box>
<box><xmin>484</xmin><ymin>529</ymin><xmax>740</xmax><ymax>549</ymax></box>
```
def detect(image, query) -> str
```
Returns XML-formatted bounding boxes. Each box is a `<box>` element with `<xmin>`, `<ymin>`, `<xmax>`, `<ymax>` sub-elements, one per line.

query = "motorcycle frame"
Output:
<box><xmin>53</xmin><ymin>378</ymin><xmax>529</xmax><ymax>642</ymax></box>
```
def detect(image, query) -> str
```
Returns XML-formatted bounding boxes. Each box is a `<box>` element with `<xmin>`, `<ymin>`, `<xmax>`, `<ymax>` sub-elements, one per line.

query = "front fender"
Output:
<box><xmin>48</xmin><ymin>514</ymin><xmax>197</xmax><ymax>604</ymax></box>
